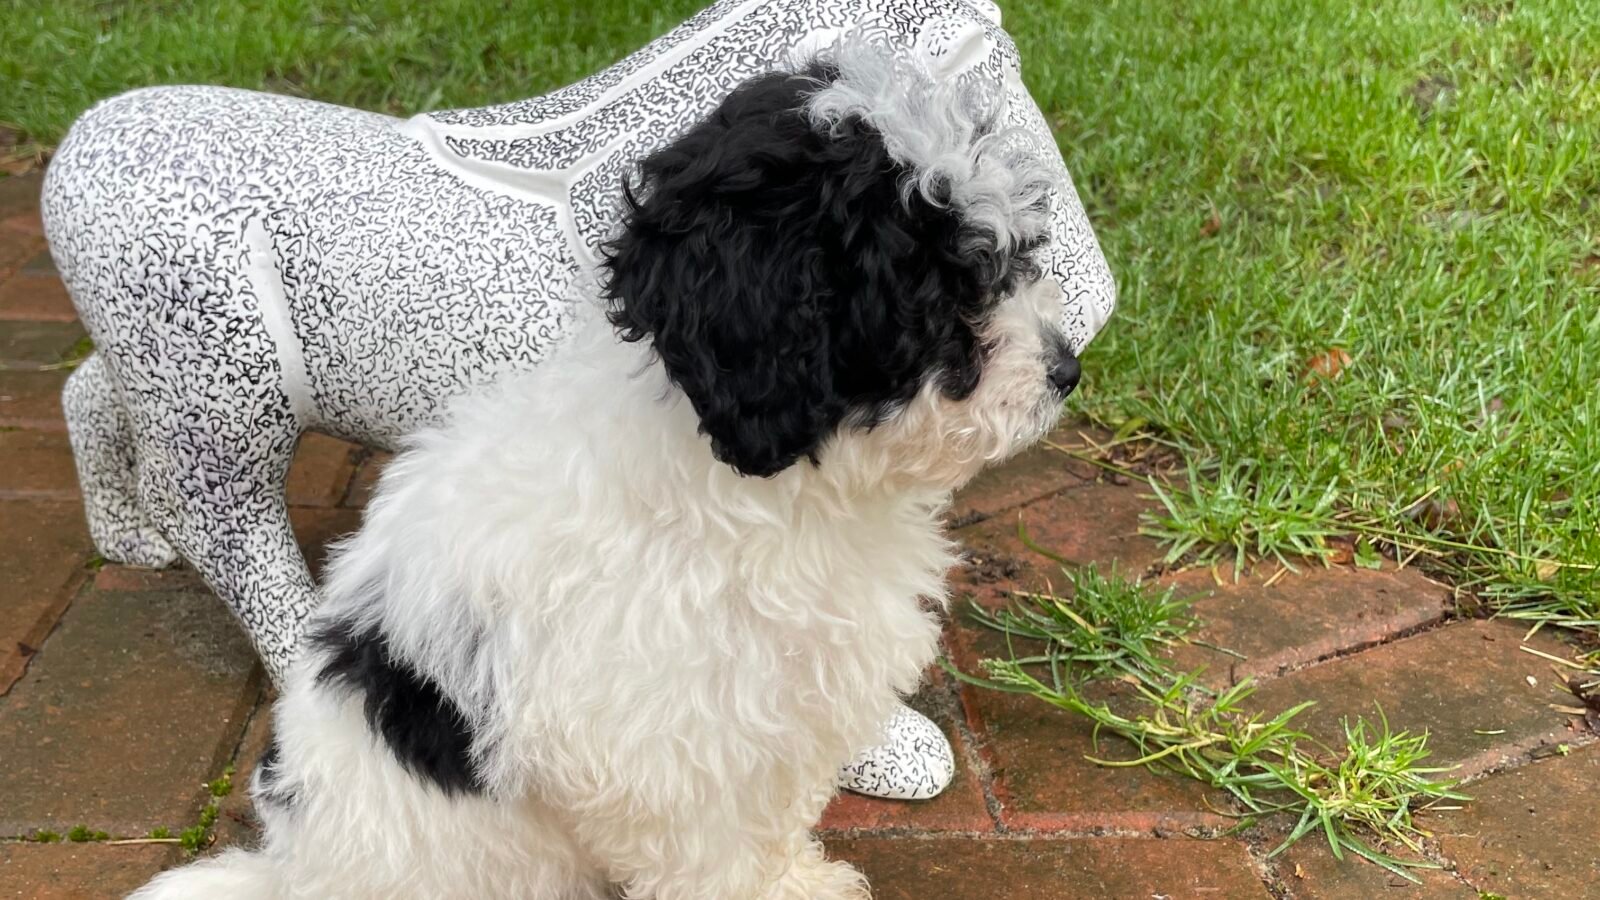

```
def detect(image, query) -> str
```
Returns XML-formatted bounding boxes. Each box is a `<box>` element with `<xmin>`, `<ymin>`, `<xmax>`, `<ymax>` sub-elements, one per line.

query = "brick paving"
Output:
<box><xmin>1</xmin><ymin>169</ymin><xmax>1595</xmax><ymax>897</ymax></box>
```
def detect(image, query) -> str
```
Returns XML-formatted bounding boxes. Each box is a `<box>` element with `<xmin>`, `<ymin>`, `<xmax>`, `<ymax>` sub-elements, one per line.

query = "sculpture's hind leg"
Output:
<box><xmin>62</xmin><ymin>353</ymin><xmax>178</xmax><ymax>568</ymax></box>
<box><xmin>110</xmin><ymin>235</ymin><xmax>325</xmax><ymax>683</ymax></box>
<box><xmin>132</xmin><ymin>392</ymin><xmax>317</xmax><ymax>682</ymax></box>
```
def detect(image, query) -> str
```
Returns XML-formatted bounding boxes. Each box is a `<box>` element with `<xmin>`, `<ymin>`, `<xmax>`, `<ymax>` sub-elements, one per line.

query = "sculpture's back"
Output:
<box><xmin>39</xmin><ymin>0</ymin><xmax>1115</xmax><ymax>680</ymax></box>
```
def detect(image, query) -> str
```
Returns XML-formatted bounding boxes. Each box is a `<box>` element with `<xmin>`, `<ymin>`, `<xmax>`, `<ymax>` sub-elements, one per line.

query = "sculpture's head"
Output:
<box><xmin>789</xmin><ymin>0</ymin><xmax>1117</xmax><ymax>355</ymax></box>
<box><xmin>600</xmin><ymin>34</ymin><xmax>1104</xmax><ymax>488</ymax></box>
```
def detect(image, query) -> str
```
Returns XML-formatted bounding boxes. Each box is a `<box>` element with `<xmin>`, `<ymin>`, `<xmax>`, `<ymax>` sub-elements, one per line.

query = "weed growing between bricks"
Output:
<box><xmin>946</xmin><ymin>530</ymin><xmax>1466</xmax><ymax>884</ymax></box>
<box><xmin>18</xmin><ymin>825</ymin><xmax>108</xmax><ymax>843</ymax></box>
<box><xmin>1056</xmin><ymin>435</ymin><xmax>1600</xmax><ymax>712</ymax></box>
<box><xmin>7</xmin><ymin>776</ymin><xmax>232</xmax><ymax>852</ymax></box>
<box><xmin>178</xmin><ymin>765</ymin><xmax>235</xmax><ymax>854</ymax></box>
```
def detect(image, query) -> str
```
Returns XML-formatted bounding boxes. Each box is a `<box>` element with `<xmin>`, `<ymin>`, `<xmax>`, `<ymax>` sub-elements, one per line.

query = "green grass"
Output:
<box><xmin>948</xmin><ymin>563</ymin><xmax>1467</xmax><ymax>882</ymax></box>
<box><xmin>969</xmin><ymin>527</ymin><xmax>1200</xmax><ymax>690</ymax></box>
<box><xmin>1143</xmin><ymin>462</ymin><xmax>1344</xmax><ymax>574</ymax></box>
<box><xmin>2</xmin><ymin>1</ymin><xmax>1595</xmax><ymax>640</ymax></box>
<box><xmin>66</xmin><ymin>824</ymin><xmax>110</xmax><ymax>842</ymax></box>
<box><xmin>1017</xmin><ymin>0</ymin><xmax>1600</xmax><ymax>639</ymax></box>
<box><xmin>0</xmin><ymin>0</ymin><xmax>706</xmax><ymax>142</ymax></box>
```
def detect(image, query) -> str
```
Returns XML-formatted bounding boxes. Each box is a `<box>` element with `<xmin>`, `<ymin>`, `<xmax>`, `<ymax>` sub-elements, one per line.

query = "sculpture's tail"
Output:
<box><xmin>126</xmin><ymin>849</ymin><xmax>281</xmax><ymax>900</ymax></box>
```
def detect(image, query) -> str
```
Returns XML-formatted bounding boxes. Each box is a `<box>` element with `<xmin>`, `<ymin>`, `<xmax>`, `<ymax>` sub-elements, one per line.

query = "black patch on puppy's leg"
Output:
<box><xmin>253</xmin><ymin>735</ymin><xmax>298</xmax><ymax>810</ymax></box>
<box><xmin>312</xmin><ymin>618</ymin><xmax>486</xmax><ymax>796</ymax></box>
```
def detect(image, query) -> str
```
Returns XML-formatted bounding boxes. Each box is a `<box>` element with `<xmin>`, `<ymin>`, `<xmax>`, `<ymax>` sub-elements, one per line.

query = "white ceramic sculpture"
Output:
<box><xmin>42</xmin><ymin>0</ymin><xmax>1113</xmax><ymax>800</ymax></box>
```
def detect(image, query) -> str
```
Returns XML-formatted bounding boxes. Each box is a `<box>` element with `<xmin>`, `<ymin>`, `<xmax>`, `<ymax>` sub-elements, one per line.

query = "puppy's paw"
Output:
<box><xmin>764</xmin><ymin>842</ymin><xmax>870</xmax><ymax>900</ymax></box>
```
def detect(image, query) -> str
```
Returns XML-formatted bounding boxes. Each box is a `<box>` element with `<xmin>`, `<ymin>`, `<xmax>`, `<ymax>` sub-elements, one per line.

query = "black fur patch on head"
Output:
<box><xmin>312</xmin><ymin>618</ymin><xmax>486</xmax><ymax>796</ymax></box>
<box><xmin>602</xmin><ymin>63</ymin><xmax>1039</xmax><ymax>477</ymax></box>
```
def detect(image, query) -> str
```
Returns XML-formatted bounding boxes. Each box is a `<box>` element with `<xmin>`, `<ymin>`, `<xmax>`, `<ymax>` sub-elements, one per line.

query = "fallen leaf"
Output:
<box><xmin>1325</xmin><ymin>535</ymin><xmax>1355</xmax><ymax>565</ymax></box>
<box><xmin>1405</xmin><ymin>497</ymin><xmax>1461</xmax><ymax>530</ymax></box>
<box><xmin>1302</xmin><ymin>348</ymin><xmax>1352</xmax><ymax>382</ymax></box>
<box><xmin>1200</xmin><ymin>206</ymin><xmax>1222</xmax><ymax>238</ymax></box>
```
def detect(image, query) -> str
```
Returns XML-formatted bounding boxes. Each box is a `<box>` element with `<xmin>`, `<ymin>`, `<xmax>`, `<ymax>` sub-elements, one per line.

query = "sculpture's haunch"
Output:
<box><xmin>44</xmin><ymin>0</ymin><xmax>1114</xmax><ymax>682</ymax></box>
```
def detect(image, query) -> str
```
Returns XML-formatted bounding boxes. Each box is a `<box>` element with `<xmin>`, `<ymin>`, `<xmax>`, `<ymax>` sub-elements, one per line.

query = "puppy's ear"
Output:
<box><xmin>603</xmin><ymin>63</ymin><xmax>1029</xmax><ymax>477</ymax></box>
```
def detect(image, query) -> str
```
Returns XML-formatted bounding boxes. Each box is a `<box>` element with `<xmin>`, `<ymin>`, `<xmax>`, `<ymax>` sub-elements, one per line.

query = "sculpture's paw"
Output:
<box><xmin>100</xmin><ymin>527</ymin><xmax>179</xmax><ymax>569</ymax></box>
<box><xmin>837</xmin><ymin>704</ymin><xmax>955</xmax><ymax>800</ymax></box>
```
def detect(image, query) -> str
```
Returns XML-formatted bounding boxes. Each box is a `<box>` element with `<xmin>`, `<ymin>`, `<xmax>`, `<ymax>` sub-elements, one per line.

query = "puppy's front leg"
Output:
<box><xmin>613</xmin><ymin>827</ymin><xmax>867</xmax><ymax>900</ymax></box>
<box><xmin>758</xmin><ymin>840</ymin><xmax>870</xmax><ymax>900</ymax></box>
<box><xmin>573</xmin><ymin>769</ymin><xmax>866</xmax><ymax>900</ymax></box>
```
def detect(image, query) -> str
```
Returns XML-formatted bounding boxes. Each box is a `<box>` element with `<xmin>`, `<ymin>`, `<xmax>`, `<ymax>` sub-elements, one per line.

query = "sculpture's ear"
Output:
<box><xmin>964</xmin><ymin>0</ymin><xmax>1003</xmax><ymax>26</ymax></box>
<box><xmin>601</xmin><ymin>64</ymin><xmax>1016</xmax><ymax>477</ymax></box>
<box><xmin>918</xmin><ymin>14</ymin><xmax>999</xmax><ymax>80</ymax></box>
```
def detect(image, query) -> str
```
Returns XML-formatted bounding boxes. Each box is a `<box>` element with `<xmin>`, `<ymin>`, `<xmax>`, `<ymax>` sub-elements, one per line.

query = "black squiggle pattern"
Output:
<box><xmin>837</xmin><ymin>705</ymin><xmax>955</xmax><ymax>800</ymax></box>
<box><xmin>43</xmin><ymin>0</ymin><xmax>1113</xmax><ymax>801</ymax></box>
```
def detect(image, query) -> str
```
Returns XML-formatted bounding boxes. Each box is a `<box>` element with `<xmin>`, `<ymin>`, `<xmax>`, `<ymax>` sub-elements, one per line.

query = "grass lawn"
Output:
<box><xmin>2</xmin><ymin>1</ymin><xmax>1596</xmax><ymax>648</ymax></box>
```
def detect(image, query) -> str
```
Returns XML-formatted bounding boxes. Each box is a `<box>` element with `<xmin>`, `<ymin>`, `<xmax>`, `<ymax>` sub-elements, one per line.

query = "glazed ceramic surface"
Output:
<box><xmin>44</xmin><ymin>0</ymin><xmax>1114</xmax><ymax>680</ymax></box>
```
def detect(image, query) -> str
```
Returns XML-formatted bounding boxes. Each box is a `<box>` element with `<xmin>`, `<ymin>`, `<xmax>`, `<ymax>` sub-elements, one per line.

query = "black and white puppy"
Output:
<box><xmin>134</xmin><ymin>40</ymin><xmax>1081</xmax><ymax>900</ymax></box>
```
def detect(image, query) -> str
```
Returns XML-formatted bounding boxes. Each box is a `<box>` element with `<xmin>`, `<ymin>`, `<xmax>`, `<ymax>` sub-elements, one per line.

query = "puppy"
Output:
<box><xmin>132</xmin><ymin>41</ymin><xmax>1082</xmax><ymax>900</ymax></box>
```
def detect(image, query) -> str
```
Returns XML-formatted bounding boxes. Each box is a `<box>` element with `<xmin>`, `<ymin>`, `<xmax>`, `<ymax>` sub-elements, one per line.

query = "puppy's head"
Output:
<box><xmin>603</xmin><ymin>39</ymin><xmax>1082</xmax><ymax>488</ymax></box>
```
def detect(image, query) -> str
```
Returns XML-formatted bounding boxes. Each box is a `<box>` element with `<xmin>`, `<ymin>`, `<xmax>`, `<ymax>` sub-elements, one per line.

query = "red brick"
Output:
<box><xmin>819</xmin><ymin>674</ymin><xmax>994</xmax><ymax>834</ymax></box>
<box><xmin>1245</xmin><ymin>621</ymin><xmax>1581</xmax><ymax>779</ymax></box>
<box><xmin>285</xmin><ymin>432</ymin><xmax>359</xmax><ymax>508</ymax></box>
<box><xmin>0</xmin><ymin>370</ymin><xmax>68</xmax><ymax>429</ymax></box>
<box><xmin>19</xmin><ymin>250</ymin><xmax>56</xmax><ymax>275</ymax></box>
<box><xmin>93</xmin><ymin>563</ymin><xmax>206</xmax><ymax>594</ymax></box>
<box><xmin>825</xmin><ymin>837</ymin><xmax>1272</xmax><ymax>899</ymax></box>
<box><xmin>0</xmin><ymin>501</ymin><xmax>93</xmax><ymax>693</ymax></box>
<box><xmin>0</xmin><ymin>173</ymin><xmax>43</xmax><ymax>222</ymax></box>
<box><xmin>0</xmin><ymin>586</ymin><xmax>263</xmax><ymax>836</ymax></box>
<box><xmin>289</xmin><ymin>506</ymin><xmax>362</xmax><ymax>576</ymax></box>
<box><xmin>1165</xmin><ymin>566</ymin><xmax>1452</xmax><ymax>688</ymax></box>
<box><xmin>0</xmin><ymin>842</ymin><xmax>177</xmax><ymax>899</ymax></box>
<box><xmin>1</xmin><ymin>209</ymin><xmax>45</xmax><ymax>240</ymax></box>
<box><xmin>954</xmin><ymin>482</ymin><xmax>1167</xmax><ymax>609</ymax></box>
<box><xmin>0</xmin><ymin>321</ymin><xmax>87</xmax><ymax>368</ymax></box>
<box><xmin>0</xmin><ymin>227</ymin><xmax>45</xmax><ymax>283</ymax></box>
<box><xmin>1436</xmin><ymin>743</ymin><xmax>1600</xmax><ymax>896</ymax></box>
<box><xmin>0</xmin><ymin>271</ymin><xmax>73</xmax><ymax>323</ymax></box>
<box><xmin>949</xmin><ymin>422</ymin><xmax>1103</xmax><ymax>524</ymax></box>
<box><xmin>1271</xmin><ymin>832</ymin><xmax>1477</xmax><ymax>897</ymax></box>
<box><xmin>207</xmin><ymin>693</ymin><xmax>275</xmax><ymax>856</ymax></box>
<box><xmin>0</xmin><ymin>430</ymin><xmax>79</xmax><ymax>500</ymax></box>
<box><xmin>341</xmin><ymin>449</ymin><xmax>393</xmax><ymax>508</ymax></box>
<box><xmin>948</xmin><ymin>621</ymin><xmax>1229</xmax><ymax>833</ymax></box>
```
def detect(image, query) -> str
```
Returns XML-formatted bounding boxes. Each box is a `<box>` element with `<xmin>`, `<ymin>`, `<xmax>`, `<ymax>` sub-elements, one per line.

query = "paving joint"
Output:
<box><xmin>927</xmin><ymin>663</ymin><xmax>1008</xmax><ymax>835</ymax></box>
<box><xmin>1223</xmin><ymin>606</ymin><xmax>1461</xmax><ymax>688</ymax></box>
<box><xmin>946</xmin><ymin>478</ymin><xmax>1100</xmax><ymax>531</ymax></box>
<box><xmin>0</xmin><ymin>557</ymin><xmax>92</xmax><ymax>698</ymax></box>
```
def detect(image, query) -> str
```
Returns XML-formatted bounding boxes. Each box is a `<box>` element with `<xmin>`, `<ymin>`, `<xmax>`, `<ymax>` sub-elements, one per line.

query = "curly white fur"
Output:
<box><xmin>806</xmin><ymin>37</ymin><xmax>1062</xmax><ymax>259</ymax></box>
<box><xmin>128</xmin><ymin>262</ymin><xmax>1067</xmax><ymax>900</ymax></box>
<box><xmin>128</xmin><ymin>27</ymin><xmax>1083</xmax><ymax>899</ymax></box>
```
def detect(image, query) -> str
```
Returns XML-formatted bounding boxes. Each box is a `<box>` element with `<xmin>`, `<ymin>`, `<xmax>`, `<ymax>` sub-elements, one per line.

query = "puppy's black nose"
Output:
<box><xmin>1048</xmin><ymin>353</ymin><xmax>1081</xmax><ymax>397</ymax></box>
